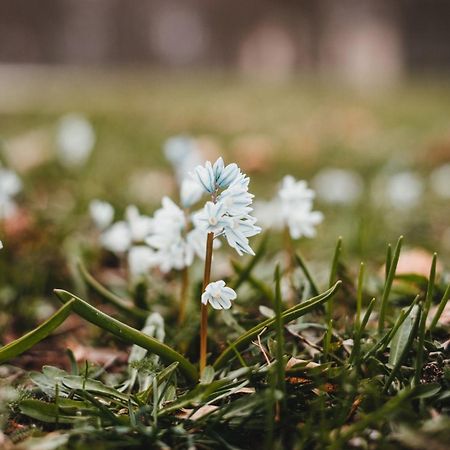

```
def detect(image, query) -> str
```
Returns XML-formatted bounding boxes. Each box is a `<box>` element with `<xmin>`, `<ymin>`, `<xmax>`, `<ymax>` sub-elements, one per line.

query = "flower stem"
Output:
<box><xmin>200</xmin><ymin>232</ymin><xmax>214</xmax><ymax>372</ymax></box>
<box><xmin>177</xmin><ymin>266</ymin><xmax>190</xmax><ymax>325</ymax></box>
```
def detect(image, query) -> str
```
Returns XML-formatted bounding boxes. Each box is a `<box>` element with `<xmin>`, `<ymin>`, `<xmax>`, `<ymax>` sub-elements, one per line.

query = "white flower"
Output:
<box><xmin>100</xmin><ymin>206</ymin><xmax>153</xmax><ymax>253</ymax></box>
<box><xmin>0</xmin><ymin>168</ymin><xmax>22</xmax><ymax>198</ymax></box>
<box><xmin>430</xmin><ymin>164</ymin><xmax>450</xmax><ymax>199</ymax></box>
<box><xmin>312</xmin><ymin>168</ymin><xmax>363</xmax><ymax>205</ymax></box>
<box><xmin>217</xmin><ymin>183</ymin><xmax>254</xmax><ymax>217</ymax></box>
<box><xmin>164</xmin><ymin>136</ymin><xmax>202</xmax><ymax>183</ymax></box>
<box><xmin>125</xmin><ymin>205</ymin><xmax>154</xmax><ymax>242</ymax></box>
<box><xmin>279</xmin><ymin>175</ymin><xmax>315</xmax><ymax>207</ymax></box>
<box><xmin>287</xmin><ymin>208</ymin><xmax>324</xmax><ymax>239</ymax></box>
<box><xmin>277</xmin><ymin>175</ymin><xmax>323</xmax><ymax>240</ymax></box>
<box><xmin>180</xmin><ymin>177</ymin><xmax>203</xmax><ymax>208</ymax></box>
<box><xmin>222</xmin><ymin>216</ymin><xmax>261</xmax><ymax>256</ymax></box>
<box><xmin>100</xmin><ymin>221</ymin><xmax>132</xmax><ymax>253</ymax></box>
<box><xmin>201</xmin><ymin>280</ymin><xmax>237</xmax><ymax>310</ymax></box>
<box><xmin>0</xmin><ymin>241</ymin><xmax>3</xmax><ymax>249</ymax></box>
<box><xmin>0</xmin><ymin>166</ymin><xmax>22</xmax><ymax>219</ymax></box>
<box><xmin>194</xmin><ymin>201</ymin><xmax>232</xmax><ymax>234</ymax></box>
<box><xmin>89</xmin><ymin>200</ymin><xmax>114</xmax><ymax>230</ymax></box>
<box><xmin>56</xmin><ymin>114</ymin><xmax>95</xmax><ymax>168</ymax></box>
<box><xmin>192</xmin><ymin>157</ymin><xmax>240</xmax><ymax>194</ymax></box>
<box><xmin>128</xmin><ymin>246</ymin><xmax>157</xmax><ymax>276</ymax></box>
<box><xmin>145</xmin><ymin>196</ymin><xmax>197</xmax><ymax>272</ymax></box>
<box><xmin>386</xmin><ymin>172</ymin><xmax>423</xmax><ymax>209</ymax></box>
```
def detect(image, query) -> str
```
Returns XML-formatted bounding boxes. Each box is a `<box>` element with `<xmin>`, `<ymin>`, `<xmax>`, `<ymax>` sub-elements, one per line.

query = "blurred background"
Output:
<box><xmin>0</xmin><ymin>0</ymin><xmax>449</xmax><ymax>323</ymax></box>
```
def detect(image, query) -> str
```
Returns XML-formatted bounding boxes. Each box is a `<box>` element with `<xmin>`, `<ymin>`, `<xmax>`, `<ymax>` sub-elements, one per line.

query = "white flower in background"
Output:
<box><xmin>125</xmin><ymin>205</ymin><xmax>154</xmax><ymax>242</ymax></box>
<box><xmin>386</xmin><ymin>171</ymin><xmax>424</xmax><ymax>209</ymax></box>
<box><xmin>286</xmin><ymin>208</ymin><xmax>324</xmax><ymax>239</ymax></box>
<box><xmin>279</xmin><ymin>175</ymin><xmax>315</xmax><ymax>207</ymax></box>
<box><xmin>192</xmin><ymin>157</ymin><xmax>262</xmax><ymax>256</ymax></box>
<box><xmin>56</xmin><ymin>113</ymin><xmax>95</xmax><ymax>168</ymax></box>
<box><xmin>89</xmin><ymin>199</ymin><xmax>114</xmax><ymax>230</ymax></box>
<box><xmin>128</xmin><ymin>246</ymin><xmax>157</xmax><ymax>277</ymax></box>
<box><xmin>0</xmin><ymin>166</ymin><xmax>22</xmax><ymax>219</ymax></box>
<box><xmin>430</xmin><ymin>163</ymin><xmax>450</xmax><ymax>199</ymax></box>
<box><xmin>253</xmin><ymin>175</ymin><xmax>323</xmax><ymax>240</ymax></box>
<box><xmin>100</xmin><ymin>206</ymin><xmax>153</xmax><ymax>254</ymax></box>
<box><xmin>312</xmin><ymin>168</ymin><xmax>363</xmax><ymax>205</ymax></box>
<box><xmin>100</xmin><ymin>221</ymin><xmax>132</xmax><ymax>253</ymax></box>
<box><xmin>180</xmin><ymin>177</ymin><xmax>203</xmax><ymax>208</ymax></box>
<box><xmin>279</xmin><ymin>175</ymin><xmax>323</xmax><ymax>239</ymax></box>
<box><xmin>146</xmin><ymin>196</ymin><xmax>205</xmax><ymax>272</ymax></box>
<box><xmin>164</xmin><ymin>136</ymin><xmax>202</xmax><ymax>183</ymax></box>
<box><xmin>201</xmin><ymin>280</ymin><xmax>237</xmax><ymax>310</ymax></box>
<box><xmin>0</xmin><ymin>240</ymin><xmax>3</xmax><ymax>249</ymax></box>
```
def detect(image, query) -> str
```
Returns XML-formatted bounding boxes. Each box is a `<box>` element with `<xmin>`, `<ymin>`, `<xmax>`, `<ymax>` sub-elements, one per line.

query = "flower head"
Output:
<box><xmin>89</xmin><ymin>200</ymin><xmax>114</xmax><ymax>230</ymax></box>
<box><xmin>192</xmin><ymin>157</ymin><xmax>241</xmax><ymax>194</ymax></box>
<box><xmin>201</xmin><ymin>280</ymin><xmax>237</xmax><ymax>310</ymax></box>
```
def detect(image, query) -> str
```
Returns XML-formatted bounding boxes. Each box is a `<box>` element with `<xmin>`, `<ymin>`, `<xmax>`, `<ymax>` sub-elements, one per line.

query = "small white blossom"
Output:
<box><xmin>180</xmin><ymin>177</ymin><xmax>203</xmax><ymax>208</ymax></box>
<box><xmin>56</xmin><ymin>113</ymin><xmax>95</xmax><ymax>168</ymax></box>
<box><xmin>201</xmin><ymin>280</ymin><xmax>237</xmax><ymax>310</ymax></box>
<box><xmin>125</xmin><ymin>205</ymin><xmax>154</xmax><ymax>242</ymax></box>
<box><xmin>100</xmin><ymin>206</ymin><xmax>153</xmax><ymax>254</ymax></box>
<box><xmin>287</xmin><ymin>208</ymin><xmax>324</xmax><ymax>239</ymax></box>
<box><xmin>0</xmin><ymin>241</ymin><xmax>3</xmax><ymax>249</ymax></box>
<box><xmin>164</xmin><ymin>136</ymin><xmax>202</xmax><ymax>183</ymax></box>
<box><xmin>192</xmin><ymin>157</ymin><xmax>240</xmax><ymax>194</ymax></box>
<box><xmin>279</xmin><ymin>175</ymin><xmax>315</xmax><ymax>207</ymax></box>
<box><xmin>194</xmin><ymin>201</ymin><xmax>232</xmax><ymax>234</ymax></box>
<box><xmin>145</xmin><ymin>196</ymin><xmax>205</xmax><ymax>272</ymax></box>
<box><xmin>0</xmin><ymin>166</ymin><xmax>22</xmax><ymax>219</ymax></box>
<box><xmin>89</xmin><ymin>200</ymin><xmax>114</xmax><ymax>230</ymax></box>
<box><xmin>222</xmin><ymin>216</ymin><xmax>262</xmax><ymax>256</ymax></box>
<box><xmin>254</xmin><ymin>175</ymin><xmax>322</xmax><ymax>239</ymax></box>
<box><xmin>128</xmin><ymin>245</ymin><xmax>157</xmax><ymax>276</ymax></box>
<box><xmin>312</xmin><ymin>168</ymin><xmax>363</xmax><ymax>205</ymax></box>
<box><xmin>217</xmin><ymin>183</ymin><xmax>254</xmax><ymax>217</ymax></box>
<box><xmin>386</xmin><ymin>171</ymin><xmax>423</xmax><ymax>209</ymax></box>
<box><xmin>100</xmin><ymin>221</ymin><xmax>132</xmax><ymax>253</ymax></box>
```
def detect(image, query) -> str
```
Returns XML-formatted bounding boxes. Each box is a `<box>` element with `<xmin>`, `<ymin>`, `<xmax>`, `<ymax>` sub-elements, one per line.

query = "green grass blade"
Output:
<box><xmin>356</xmin><ymin>262</ymin><xmax>365</xmax><ymax>329</ymax></box>
<box><xmin>54</xmin><ymin>289</ymin><xmax>198</xmax><ymax>383</ymax></box>
<box><xmin>389</xmin><ymin>301</ymin><xmax>420</xmax><ymax>366</ymax></box>
<box><xmin>327</xmin><ymin>237</ymin><xmax>342</xmax><ymax>324</ymax></box>
<box><xmin>414</xmin><ymin>253</ymin><xmax>437</xmax><ymax>386</ymax></box>
<box><xmin>349</xmin><ymin>297</ymin><xmax>376</xmax><ymax>364</ymax></box>
<box><xmin>429</xmin><ymin>283</ymin><xmax>450</xmax><ymax>332</ymax></box>
<box><xmin>294</xmin><ymin>252</ymin><xmax>319</xmax><ymax>297</ymax></box>
<box><xmin>383</xmin><ymin>305</ymin><xmax>421</xmax><ymax>393</ymax></box>
<box><xmin>378</xmin><ymin>236</ymin><xmax>403</xmax><ymax>334</ymax></box>
<box><xmin>274</xmin><ymin>265</ymin><xmax>286</xmax><ymax>406</ymax></box>
<box><xmin>77</xmin><ymin>261</ymin><xmax>148</xmax><ymax>321</ymax></box>
<box><xmin>213</xmin><ymin>281</ymin><xmax>341</xmax><ymax>369</ymax></box>
<box><xmin>385</xmin><ymin>243</ymin><xmax>392</xmax><ymax>281</ymax></box>
<box><xmin>0</xmin><ymin>299</ymin><xmax>75</xmax><ymax>364</ymax></box>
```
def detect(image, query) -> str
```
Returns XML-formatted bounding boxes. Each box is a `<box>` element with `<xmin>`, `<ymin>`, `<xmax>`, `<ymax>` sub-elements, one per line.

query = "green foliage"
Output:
<box><xmin>1</xmin><ymin>238</ymin><xmax>449</xmax><ymax>449</ymax></box>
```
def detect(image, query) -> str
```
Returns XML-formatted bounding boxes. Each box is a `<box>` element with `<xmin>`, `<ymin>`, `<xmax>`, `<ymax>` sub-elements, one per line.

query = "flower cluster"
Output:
<box><xmin>145</xmin><ymin>196</ymin><xmax>211</xmax><ymax>273</ymax></box>
<box><xmin>255</xmin><ymin>175</ymin><xmax>323</xmax><ymax>240</ymax></box>
<box><xmin>192</xmin><ymin>157</ymin><xmax>261</xmax><ymax>255</ymax></box>
<box><xmin>0</xmin><ymin>165</ymin><xmax>22</xmax><ymax>219</ymax></box>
